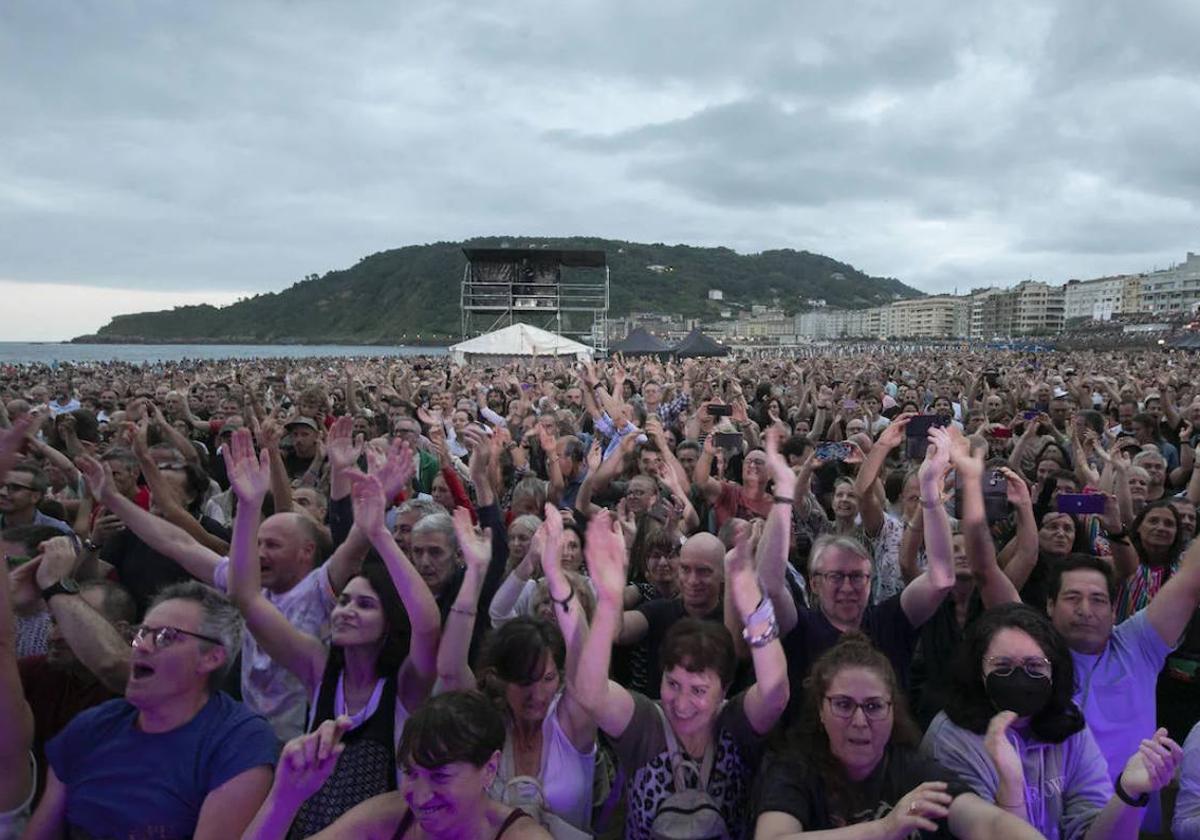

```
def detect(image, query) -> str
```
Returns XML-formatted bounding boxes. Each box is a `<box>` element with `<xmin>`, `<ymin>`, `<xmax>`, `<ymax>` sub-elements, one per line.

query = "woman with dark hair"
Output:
<box><xmin>1116</xmin><ymin>500</ymin><xmax>1187</xmax><ymax>621</ymax></box>
<box><xmin>438</xmin><ymin>506</ymin><xmax>597</xmax><ymax>837</ymax></box>
<box><xmin>244</xmin><ymin>691</ymin><xmax>551</xmax><ymax>839</ymax></box>
<box><xmin>923</xmin><ymin>603</ymin><xmax>1182</xmax><ymax>839</ymax></box>
<box><xmin>229</xmin><ymin>470</ymin><xmax>441</xmax><ymax>836</ymax></box>
<box><xmin>755</xmin><ymin>634</ymin><xmax>1043</xmax><ymax>838</ymax></box>
<box><xmin>572</xmin><ymin>511</ymin><xmax>789</xmax><ymax>839</ymax></box>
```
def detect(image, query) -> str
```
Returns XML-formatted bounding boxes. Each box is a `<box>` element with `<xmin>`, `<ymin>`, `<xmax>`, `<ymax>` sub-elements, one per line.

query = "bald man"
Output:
<box><xmin>76</xmin><ymin>456</ymin><xmax>362</xmax><ymax>739</ymax></box>
<box><xmin>616</xmin><ymin>531</ymin><xmax>726</xmax><ymax>698</ymax></box>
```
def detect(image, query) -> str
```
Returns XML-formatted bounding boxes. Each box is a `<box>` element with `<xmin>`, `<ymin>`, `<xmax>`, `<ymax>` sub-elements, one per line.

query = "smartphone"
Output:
<box><xmin>957</xmin><ymin>470</ymin><xmax>1010</xmax><ymax>522</ymax></box>
<box><xmin>707</xmin><ymin>404</ymin><xmax>733</xmax><ymax>417</ymax></box>
<box><xmin>905</xmin><ymin>415</ymin><xmax>948</xmax><ymax>459</ymax></box>
<box><xmin>713</xmin><ymin>431</ymin><xmax>743</xmax><ymax>450</ymax></box>
<box><xmin>842</xmin><ymin>399</ymin><xmax>859</xmax><ymax>410</ymax></box>
<box><xmin>1057</xmin><ymin>493</ymin><xmax>1106</xmax><ymax>515</ymax></box>
<box><xmin>982</xmin><ymin>470</ymin><xmax>1010</xmax><ymax>523</ymax></box>
<box><xmin>987</xmin><ymin>426</ymin><xmax>1013</xmax><ymax>439</ymax></box>
<box><xmin>816</xmin><ymin>441</ymin><xmax>853</xmax><ymax>461</ymax></box>
<box><xmin>1022</xmin><ymin>410</ymin><xmax>1039</xmax><ymax>421</ymax></box>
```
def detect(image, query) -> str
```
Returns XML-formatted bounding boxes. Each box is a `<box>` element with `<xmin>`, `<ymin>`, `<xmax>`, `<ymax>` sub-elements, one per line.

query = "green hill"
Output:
<box><xmin>78</xmin><ymin>236</ymin><xmax>922</xmax><ymax>344</ymax></box>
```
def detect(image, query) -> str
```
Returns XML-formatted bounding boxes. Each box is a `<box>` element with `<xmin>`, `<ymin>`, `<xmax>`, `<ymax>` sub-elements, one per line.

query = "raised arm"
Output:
<box><xmin>34</xmin><ymin>537</ymin><xmax>132</xmax><ymax>694</ymax></box>
<box><xmin>758</xmin><ymin>427</ymin><xmax>799</xmax><ymax>635</ymax></box>
<box><xmin>0</xmin><ymin>519</ymin><xmax>34</xmax><ymax>813</ymax></box>
<box><xmin>527</xmin><ymin>505</ymin><xmax>596</xmax><ymax>752</ymax></box>
<box><xmin>854</xmin><ymin>413</ymin><xmax>913</xmax><ymax>538</ymax></box>
<box><xmin>131</xmin><ymin>422</ymin><xmax>230</xmax><ymax>555</ymax></box>
<box><xmin>693</xmin><ymin>434</ymin><xmax>724</xmax><ymax>504</ymax></box>
<box><xmin>945</xmin><ymin>428</ymin><xmax>1020</xmax><ymax>607</ymax></box>
<box><xmin>725</xmin><ymin>522</ymin><xmax>790</xmax><ymax>735</ymax></box>
<box><xmin>898</xmin><ymin>428</ymin><xmax>955</xmax><ymax>626</ymax></box>
<box><xmin>1146</xmin><ymin>537</ymin><xmax>1200</xmax><ymax>646</ymax></box>
<box><xmin>351</xmin><ymin>473</ymin><xmax>441</xmax><ymax>712</ymax></box>
<box><xmin>77</xmin><ymin>455</ymin><xmax>222</xmax><ymax>585</ymax></box>
<box><xmin>224</xmin><ymin>429</ymin><xmax>327</xmax><ymax>694</ymax></box>
<box><xmin>568</xmin><ymin>511</ymin><xmax>636</xmax><ymax>739</ymax></box>
<box><xmin>437</xmin><ymin>507</ymin><xmax>493</xmax><ymax>691</ymax></box>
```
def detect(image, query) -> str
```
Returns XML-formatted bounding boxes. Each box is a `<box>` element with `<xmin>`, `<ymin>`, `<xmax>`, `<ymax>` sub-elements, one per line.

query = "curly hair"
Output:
<box><xmin>942</xmin><ymin>603</ymin><xmax>1084</xmax><ymax>744</ymax></box>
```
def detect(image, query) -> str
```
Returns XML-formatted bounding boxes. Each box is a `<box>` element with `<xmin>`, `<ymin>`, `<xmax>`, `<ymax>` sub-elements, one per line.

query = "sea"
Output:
<box><xmin>0</xmin><ymin>342</ymin><xmax>447</xmax><ymax>366</ymax></box>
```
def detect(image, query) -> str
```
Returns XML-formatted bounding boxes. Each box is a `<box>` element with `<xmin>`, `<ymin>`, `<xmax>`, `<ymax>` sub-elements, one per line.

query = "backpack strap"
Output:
<box><xmin>653</xmin><ymin>702</ymin><xmax>721</xmax><ymax>791</ymax></box>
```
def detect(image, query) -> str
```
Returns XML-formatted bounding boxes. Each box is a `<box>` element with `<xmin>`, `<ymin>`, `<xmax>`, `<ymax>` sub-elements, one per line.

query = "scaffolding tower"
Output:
<box><xmin>460</xmin><ymin>248</ymin><xmax>609</xmax><ymax>353</ymax></box>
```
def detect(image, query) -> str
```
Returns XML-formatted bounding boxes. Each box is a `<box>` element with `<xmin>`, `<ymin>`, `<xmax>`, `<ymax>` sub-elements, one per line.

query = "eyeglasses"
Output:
<box><xmin>132</xmin><ymin>624</ymin><xmax>224</xmax><ymax>650</ymax></box>
<box><xmin>825</xmin><ymin>695</ymin><xmax>892</xmax><ymax>721</ymax></box>
<box><xmin>1</xmin><ymin>482</ymin><xmax>34</xmax><ymax>493</ymax></box>
<box><xmin>984</xmin><ymin>655</ymin><xmax>1052</xmax><ymax>680</ymax></box>
<box><xmin>814</xmin><ymin>571</ymin><xmax>871</xmax><ymax>588</ymax></box>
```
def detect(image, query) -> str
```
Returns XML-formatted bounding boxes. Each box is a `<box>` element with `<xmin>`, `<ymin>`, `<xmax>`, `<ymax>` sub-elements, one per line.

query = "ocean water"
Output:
<box><xmin>0</xmin><ymin>343</ymin><xmax>447</xmax><ymax>366</ymax></box>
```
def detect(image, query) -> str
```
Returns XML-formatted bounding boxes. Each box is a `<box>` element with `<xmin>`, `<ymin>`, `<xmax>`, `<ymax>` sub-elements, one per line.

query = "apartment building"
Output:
<box><xmin>1139</xmin><ymin>253</ymin><xmax>1200</xmax><ymax>315</ymax></box>
<box><xmin>1063</xmin><ymin>274</ymin><xmax>1143</xmax><ymax>322</ymax></box>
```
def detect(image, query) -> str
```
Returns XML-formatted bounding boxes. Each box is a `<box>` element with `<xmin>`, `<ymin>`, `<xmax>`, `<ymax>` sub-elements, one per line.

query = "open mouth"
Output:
<box><xmin>131</xmin><ymin>663</ymin><xmax>156</xmax><ymax>680</ymax></box>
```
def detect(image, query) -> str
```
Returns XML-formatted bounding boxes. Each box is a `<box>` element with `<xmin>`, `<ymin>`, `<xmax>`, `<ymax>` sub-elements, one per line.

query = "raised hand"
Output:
<box><xmin>450</xmin><ymin>506</ymin><xmax>491</xmax><ymax>576</ymax></box>
<box><xmin>347</xmin><ymin>472</ymin><xmax>388</xmax><ymax>538</ymax></box>
<box><xmin>272</xmin><ymin>717</ymin><xmax>353</xmax><ymax>805</ymax></box>
<box><xmin>538</xmin><ymin>503</ymin><xmax>565</xmax><ymax>585</ymax></box>
<box><xmin>33</xmin><ymin>536</ymin><xmax>81</xmax><ymax>590</ymax></box>
<box><xmin>984</xmin><ymin>711</ymin><xmax>1026</xmax><ymax>794</ymax></box>
<box><xmin>919</xmin><ymin>429</ymin><xmax>951</xmax><ymax>486</ymax></box>
<box><xmin>371</xmin><ymin>439</ymin><xmax>415</xmax><ymax>500</ymax></box>
<box><xmin>1119</xmin><ymin>728</ymin><xmax>1184</xmax><ymax>797</ymax></box>
<box><xmin>763</xmin><ymin>425</ymin><xmax>796</xmax><ymax>495</ymax></box>
<box><xmin>223</xmin><ymin>427</ymin><xmax>271</xmax><ymax>502</ymax></box>
<box><xmin>999</xmin><ymin>467</ymin><xmax>1032</xmax><ymax>507</ymax></box>
<box><xmin>75</xmin><ymin>454</ymin><xmax>114</xmax><ymax>502</ymax></box>
<box><xmin>584</xmin><ymin>510</ymin><xmax>626</xmax><ymax>605</ymax></box>
<box><xmin>724</xmin><ymin>520</ymin><xmax>759</xmax><ymax>616</ymax></box>
<box><xmin>877</xmin><ymin>412</ymin><xmax>915</xmax><ymax>450</ymax></box>
<box><xmin>326</xmin><ymin>415</ymin><xmax>364</xmax><ymax>472</ymax></box>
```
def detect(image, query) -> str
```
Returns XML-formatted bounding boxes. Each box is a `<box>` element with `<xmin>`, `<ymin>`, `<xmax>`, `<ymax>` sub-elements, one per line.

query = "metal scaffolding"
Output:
<box><xmin>460</xmin><ymin>248</ymin><xmax>609</xmax><ymax>353</ymax></box>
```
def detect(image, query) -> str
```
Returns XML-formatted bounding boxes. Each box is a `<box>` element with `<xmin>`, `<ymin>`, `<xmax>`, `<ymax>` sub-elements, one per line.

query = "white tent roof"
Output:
<box><xmin>449</xmin><ymin>323</ymin><xmax>594</xmax><ymax>364</ymax></box>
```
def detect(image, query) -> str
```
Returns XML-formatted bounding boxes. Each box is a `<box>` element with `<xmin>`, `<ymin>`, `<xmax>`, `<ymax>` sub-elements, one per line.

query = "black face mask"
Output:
<box><xmin>985</xmin><ymin>670</ymin><xmax>1053</xmax><ymax>718</ymax></box>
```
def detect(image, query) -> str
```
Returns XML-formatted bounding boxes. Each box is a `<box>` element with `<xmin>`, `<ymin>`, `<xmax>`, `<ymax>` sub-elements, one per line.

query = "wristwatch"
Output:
<box><xmin>40</xmin><ymin>578</ymin><xmax>81</xmax><ymax>602</ymax></box>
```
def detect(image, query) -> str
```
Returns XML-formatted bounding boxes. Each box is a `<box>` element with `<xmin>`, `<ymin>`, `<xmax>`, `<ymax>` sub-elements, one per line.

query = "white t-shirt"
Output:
<box><xmin>212</xmin><ymin>558</ymin><xmax>337</xmax><ymax>741</ymax></box>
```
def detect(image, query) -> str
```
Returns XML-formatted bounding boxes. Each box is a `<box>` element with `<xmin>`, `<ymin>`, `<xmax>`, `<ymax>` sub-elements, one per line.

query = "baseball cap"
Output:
<box><xmin>285</xmin><ymin>416</ymin><xmax>319</xmax><ymax>432</ymax></box>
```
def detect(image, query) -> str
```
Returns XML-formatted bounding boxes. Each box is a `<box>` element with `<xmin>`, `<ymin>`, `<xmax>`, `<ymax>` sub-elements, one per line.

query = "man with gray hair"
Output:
<box><xmin>26</xmin><ymin>581</ymin><xmax>278</xmax><ymax>839</ymax></box>
<box><xmin>781</xmin><ymin>526</ymin><xmax>953</xmax><ymax>721</ymax></box>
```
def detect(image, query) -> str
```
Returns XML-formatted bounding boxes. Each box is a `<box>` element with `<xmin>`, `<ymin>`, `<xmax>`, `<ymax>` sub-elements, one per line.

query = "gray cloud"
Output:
<box><xmin>0</xmin><ymin>0</ymin><xmax>1196</xmax><ymax>323</ymax></box>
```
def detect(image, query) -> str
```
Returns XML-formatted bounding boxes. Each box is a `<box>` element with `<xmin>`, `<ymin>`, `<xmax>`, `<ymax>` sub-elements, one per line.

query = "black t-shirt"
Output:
<box><xmin>754</xmin><ymin>745</ymin><xmax>971</xmax><ymax>837</ymax></box>
<box><xmin>634</xmin><ymin>596</ymin><xmax>724</xmax><ymax>699</ymax></box>
<box><xmin>909</xmin><ymin>593</ymin><xmax>985</xmax><ymax>730</ymax></box>
<box><xmin>102</xmin><ymin>515</ymin><xmax>232</xmax><ymax>617</ymax></box>
<box><xmin>780</xmin><ymin>594</ymin><xmax>918</xmax><ymax>725</ymax></box>
<box><xmin>282</xmin><ymin>448</ymin><xmax>317</xmax><ymax>482</ymax></box>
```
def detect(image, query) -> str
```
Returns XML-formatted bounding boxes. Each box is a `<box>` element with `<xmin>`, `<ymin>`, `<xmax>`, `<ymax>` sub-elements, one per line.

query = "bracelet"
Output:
<box><xmin>771</xmin><ymin>495</ymin><xmax>794</xmax><ymax>505</ymax></box>
<box><xmin>743</xmin><ymin>597</ymin><xmax>776</xmax><ymax>631</ymax></box>
<box><xmin>449</xmin><ymin>605</ymin><xmax>476</xmax><ymax>618</ymax></box>
<box><xmin>550</xmin><ymin>587</ymin><xmax>575</xmax><ymax>612</ymax></box>
<box><xmin>920</xmin><ymin>498</ymin><xmax>942</xmax><ymax>510</ymax></box>
<box><xmin>1114</xmin><ymin>772</ymin><xmax>1150</xmax><ymax>808</ymax></box>
<box><xmin>743</xmin><ymin>616</ymin><xmax>780</xmax><ymax>648</ymax></box>
<box><xmin>1106</xmin><ymin>528</ymin><xmax>1129</xmax><ymax>540</ymax></box>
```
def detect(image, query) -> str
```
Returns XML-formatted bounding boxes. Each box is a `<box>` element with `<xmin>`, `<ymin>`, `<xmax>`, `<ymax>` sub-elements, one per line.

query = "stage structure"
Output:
<box><xmin>460</xmin><ymin>248</ymin><xmax>609</xmax><ymax>354</ymax></box>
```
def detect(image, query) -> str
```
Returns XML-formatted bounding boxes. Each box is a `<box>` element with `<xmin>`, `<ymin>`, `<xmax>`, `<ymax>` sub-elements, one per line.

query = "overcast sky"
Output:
<box><xmin>2</xmin><ymin>1</ymin><xmax>1198</xmax><ymax>341</ymax></box>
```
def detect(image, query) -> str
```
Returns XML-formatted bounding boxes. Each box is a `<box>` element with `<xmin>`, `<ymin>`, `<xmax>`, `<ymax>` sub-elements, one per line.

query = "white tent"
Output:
<box><xmin>449</xmin><ymin>323</ymin><xmax>594</xmax><ymax>365</ymax></box>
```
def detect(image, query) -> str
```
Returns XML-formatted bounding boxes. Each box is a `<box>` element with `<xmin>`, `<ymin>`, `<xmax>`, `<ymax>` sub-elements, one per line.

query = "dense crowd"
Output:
<box><xmin>4</xmin><ymin>348</ymin><xmax>1200</xmax><ymax>838</ymax></box>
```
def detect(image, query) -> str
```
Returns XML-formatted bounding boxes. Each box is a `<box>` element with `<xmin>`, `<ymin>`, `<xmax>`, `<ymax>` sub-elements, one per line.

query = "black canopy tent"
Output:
<box><xmin>609</xmin><ymin>327</ymin><xmax>672</xmax><ymax>357</ymax></box>
<box><xmin>672</xmin><ymin>328</ymin><xmax>731</xmax><ymax>358</ymax></box>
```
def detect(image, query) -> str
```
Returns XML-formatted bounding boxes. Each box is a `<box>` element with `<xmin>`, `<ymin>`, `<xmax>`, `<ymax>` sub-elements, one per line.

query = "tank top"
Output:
<box><xmin>491</xmin><ymin>692</ymin><xmax>595</xmax><ymax>833</ymax></box>
<box><xmin>289</xmin><ymin>660</ymin><xmax>399</xmax><ymax>838</ymax></box>
<box><xmin>392</xmin><ymin>807</ymin><xmax>530</xmax><ymax>839</ymax></box>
